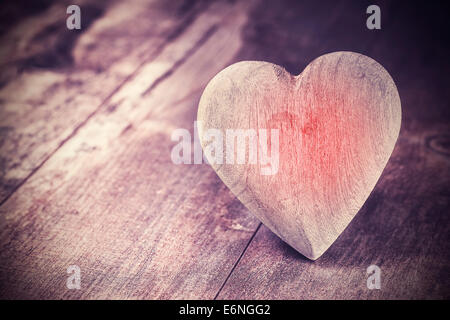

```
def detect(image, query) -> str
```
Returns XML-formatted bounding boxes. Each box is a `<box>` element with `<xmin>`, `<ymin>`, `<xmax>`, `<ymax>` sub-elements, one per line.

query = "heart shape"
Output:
<box><xmin>197</xmin><ymin>52</ymin><xmax>401</xmax><ymax>260</ymax></box>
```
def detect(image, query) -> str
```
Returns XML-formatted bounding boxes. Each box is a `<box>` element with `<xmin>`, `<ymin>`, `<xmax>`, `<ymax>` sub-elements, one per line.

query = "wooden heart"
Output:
<box><xmin>197</xmin><ymin>52</ymin><xmax>401</xmax><ymax>260</ymax></box>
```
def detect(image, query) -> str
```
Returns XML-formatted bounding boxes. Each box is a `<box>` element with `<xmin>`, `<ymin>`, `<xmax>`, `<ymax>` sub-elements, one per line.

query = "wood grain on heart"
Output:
<box><xmin>197</xmin><ymin>52</ymin><xmax>401</xmax><ymax>260</ymax></box>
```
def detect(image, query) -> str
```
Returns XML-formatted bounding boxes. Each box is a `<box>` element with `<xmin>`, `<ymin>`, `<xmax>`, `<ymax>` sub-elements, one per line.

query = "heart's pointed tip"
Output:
<box><xmin>294</xmin><ymin>238</ymin><xmax>330</xmax><ymax>261</ymax></box>
<box><xmin>300</xmin><ymin>248</ymin><xmax>325</xmax><ymax>261</ymax></box>
<box><xmin>303</xmin><ymin>250</ymin><xmax>325</xmax><ymax>261</ymax></box>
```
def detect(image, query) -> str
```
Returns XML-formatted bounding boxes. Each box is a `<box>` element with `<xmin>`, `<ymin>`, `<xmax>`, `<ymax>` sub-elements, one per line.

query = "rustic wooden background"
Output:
<box><xmin>0</xmin><ymin>0</ymin><xmax>448</xmax><ymax>299</ymax></box>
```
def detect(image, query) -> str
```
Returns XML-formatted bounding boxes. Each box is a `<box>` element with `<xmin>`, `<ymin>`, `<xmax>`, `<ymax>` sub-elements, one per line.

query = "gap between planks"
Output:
<box><xmin>214</xmin><ymin>223</ymin><xmax>262</xmax><ymax>300</ymax></box>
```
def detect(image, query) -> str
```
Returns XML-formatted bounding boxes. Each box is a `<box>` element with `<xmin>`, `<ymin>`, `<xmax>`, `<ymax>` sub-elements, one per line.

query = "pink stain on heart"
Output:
<box><xmin>261</xmin><ymin>85</ymin><xmax>372</xmax><ymax>208</ymax></box>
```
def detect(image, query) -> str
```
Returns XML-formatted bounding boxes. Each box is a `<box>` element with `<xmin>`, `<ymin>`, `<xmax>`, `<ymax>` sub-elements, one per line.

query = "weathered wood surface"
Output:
<box><xmin>0</xmin><ymin>0</ymin><xmax>260</xmax><ymax>299</ymax></box>
<box><xmin>0</xmin><ymin>0</ymin><xmax>448</xmax><ymax>299</ymax></box>
<box><xmin>0</xmin><ymin>0</ymin><xmax>208</xmax><ymax>202</ymax></box>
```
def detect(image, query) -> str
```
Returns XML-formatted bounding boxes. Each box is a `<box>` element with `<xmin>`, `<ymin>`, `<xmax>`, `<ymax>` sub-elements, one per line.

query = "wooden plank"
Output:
<box><xmin>216</xmin><ymin>0</ymin><xmax>450</xmax><ymax>299</ymax></box>
<box><xmin>0</xmin><ymin>0</ymin><xmax>259</xmax><ymax>299</ymax></box>
<box><xmin>0</xmin><ymin>0</ymin><xmax>208</xmax><ymax>202</ymax></box>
